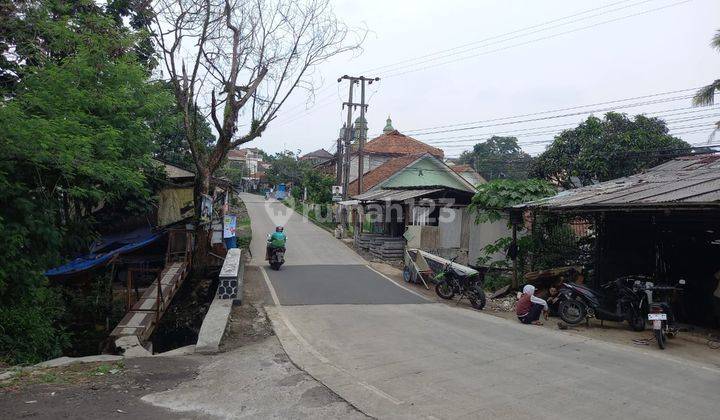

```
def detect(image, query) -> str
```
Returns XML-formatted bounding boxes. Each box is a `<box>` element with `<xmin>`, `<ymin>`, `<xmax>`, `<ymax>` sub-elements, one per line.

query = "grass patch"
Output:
<box><xmin>0</xmin><ymin>360</ymin><xmax>125</xmax><ymax>391</ymax></box>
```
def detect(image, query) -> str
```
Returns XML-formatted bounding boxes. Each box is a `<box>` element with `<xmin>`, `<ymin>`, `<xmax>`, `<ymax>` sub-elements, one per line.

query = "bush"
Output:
<box><xmin>483</xmin><ymin>271</ymin><xmax>512</xmax><ymax>292</ymax></box>
<box><xmin>0</xmin><ymin>290</ymin><xmax>67</xmax><ymax>365</ymax></box>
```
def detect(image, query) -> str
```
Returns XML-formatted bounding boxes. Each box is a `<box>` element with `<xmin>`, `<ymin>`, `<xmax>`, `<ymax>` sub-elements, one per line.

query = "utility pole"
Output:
<box><xmin>340</xmin><ymin>79</ymin><xmax>354</xmax><ymax>201</ymax></box>
<box><xmin>337</xmin><ymin>75</ymin><xmax>379</xmax><ymax>199</ymax></box>
<box><xmin>336</xmin><ymin>124</ymin><xmax>344</xmax><ymax>186</ymax></box>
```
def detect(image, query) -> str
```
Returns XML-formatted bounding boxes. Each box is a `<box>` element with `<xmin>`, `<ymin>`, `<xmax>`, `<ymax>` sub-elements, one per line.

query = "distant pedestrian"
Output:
<box><xmin>516</xmin><ymin>285</ymin><xmax>548</xmax><ymax>325</ymax></box>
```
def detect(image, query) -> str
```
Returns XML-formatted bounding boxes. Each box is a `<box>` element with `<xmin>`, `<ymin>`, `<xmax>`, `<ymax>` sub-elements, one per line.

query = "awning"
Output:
<box><xmin>45</xmin><ymin>231</ymin><xmax>162</xmax><ymax>278</ymax></box>
<box><xmin>354</xmin><ymin>188</ymin><xmax>443</xmax><ymax>202</ymax></box>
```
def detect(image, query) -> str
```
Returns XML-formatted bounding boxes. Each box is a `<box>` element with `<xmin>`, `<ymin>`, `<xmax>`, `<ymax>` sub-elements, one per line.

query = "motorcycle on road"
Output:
<box><xmin>266</xmin><ymin>233</ymin><xmax>285</xmax><ymax>270</ymax></box>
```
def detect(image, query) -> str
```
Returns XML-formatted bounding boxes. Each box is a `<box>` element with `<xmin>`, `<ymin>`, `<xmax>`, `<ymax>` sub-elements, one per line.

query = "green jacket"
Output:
<box><xmin>268</xmin><ymin>232</ymin><xmax>287</xmax><ymax>248</ymax></box>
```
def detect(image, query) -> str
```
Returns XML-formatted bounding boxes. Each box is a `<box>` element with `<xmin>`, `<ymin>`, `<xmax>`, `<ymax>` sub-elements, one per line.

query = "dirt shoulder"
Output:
<box><xmin>219</xmin><ymin>265</ymin><xmax>275</xmax><ymax>352</ymax></box>
<box><xmin>368</xmin><ymin>260</ymin><xmax>720</xmax><ymax>368</ymax></box>
<box><xmin>0</xmin><ymin>356</ymin><xmax>206</xmax><ymax>419</ymax></box>
<box><xmin>140</xmin><ymin>262</ymin><xmax>367</xmax><ymax>419</ymax></box>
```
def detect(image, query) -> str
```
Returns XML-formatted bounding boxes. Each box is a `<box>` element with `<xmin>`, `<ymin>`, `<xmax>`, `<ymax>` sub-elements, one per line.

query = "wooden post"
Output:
<box><xmin>511</xmin><ymin>222</ymin><xmax>518</xmax><ymax>289</ymax></box>
<box><xmin>126</xmin><ymin>270</ymin><xmax>133</xmax><ymax>310</ymax></box>
<box><xmin>156</xmin><ymin>272</ymin><xmax>162</xmax><ymax>321</ymax></box>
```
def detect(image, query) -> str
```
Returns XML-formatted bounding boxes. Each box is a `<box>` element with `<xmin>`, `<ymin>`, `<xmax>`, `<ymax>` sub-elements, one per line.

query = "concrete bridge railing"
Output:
<box><xmin>196</xmin><ymin>248</ymin><xmax>244</xmax><ymax>354</ymax></box>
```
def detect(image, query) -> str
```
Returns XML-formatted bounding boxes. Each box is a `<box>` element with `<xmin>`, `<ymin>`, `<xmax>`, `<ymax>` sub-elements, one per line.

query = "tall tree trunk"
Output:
<box><xmin>193</xmin><ymin>167</ymin><xmax>212</xmax><ymax>275</ymax></box>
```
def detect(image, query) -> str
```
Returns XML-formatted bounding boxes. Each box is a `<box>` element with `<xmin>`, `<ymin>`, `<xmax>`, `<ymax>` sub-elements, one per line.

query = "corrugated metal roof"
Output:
<box><xmin>153</xmin><ymin>159</ymin><xmax>195</xmax><ymax>179</ymax></box>
<box><xmin>520</xmin><ymin>154</ymin><xmax>720</xmax><ymax>211</ymax></box>
<box><xmin>354</xmin><ymin>188</ymin><xmax>443</xmax><ymax>202</ymax></box>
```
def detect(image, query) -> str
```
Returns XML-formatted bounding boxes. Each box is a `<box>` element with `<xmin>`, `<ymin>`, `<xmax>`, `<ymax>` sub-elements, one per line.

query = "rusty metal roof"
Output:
<box><xmin>520</xmin><ymin>154</ymin><xmax>720</xmax><ymax>211</ymax></box>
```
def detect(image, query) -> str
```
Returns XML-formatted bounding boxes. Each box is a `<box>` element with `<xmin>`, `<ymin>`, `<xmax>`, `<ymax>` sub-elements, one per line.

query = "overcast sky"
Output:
<box><xmin>243</xmin><ymin>0</ymin><xmax>720</xmax><ymax>158</ymax></box>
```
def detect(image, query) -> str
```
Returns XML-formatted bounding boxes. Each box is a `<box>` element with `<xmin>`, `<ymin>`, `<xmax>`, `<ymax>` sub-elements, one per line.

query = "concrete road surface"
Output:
<box><xmin>240</xmin><ymin>193</ymin><xmax>720</xmax><ymax>420</ymax></box>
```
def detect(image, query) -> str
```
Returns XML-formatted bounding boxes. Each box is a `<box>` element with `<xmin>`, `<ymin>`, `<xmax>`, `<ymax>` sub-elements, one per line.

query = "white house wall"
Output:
<box><xmin>348</xmin><ymin>155</ymin><xmax>389</xmax><ymax>183</ymax></box>
<box><xmin>439</xmin><ymin>208</ymin><xmax>462</xmax><ymax>248</ymax></box>
<box><xmin>468</xmin><ymin>219</ymin><xmax>513</xmax><ymax>266</ymax></box>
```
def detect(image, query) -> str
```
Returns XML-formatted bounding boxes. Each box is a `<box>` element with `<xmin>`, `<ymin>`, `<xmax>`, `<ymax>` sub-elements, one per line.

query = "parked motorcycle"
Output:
<box><xmin>558</xmin><ymin>276</ymin><xmax>648</xmax><ymax>331</ymax></box>
<box><xmin>434</xmin><ymin>257</ymin><xmax>486</xmax><ymax>310</ymax></box>
<box><xmin>646</xmin><ymin>279</ymin><xmax>685</xmax><ymax>349</ymax></box>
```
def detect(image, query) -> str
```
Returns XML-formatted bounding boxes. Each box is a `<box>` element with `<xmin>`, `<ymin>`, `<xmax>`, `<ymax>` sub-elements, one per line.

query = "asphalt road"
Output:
<box><xmin>242</xmin><ymin>193</ymin><xmax>425</xmax><ymax>305</ymax></box>
<box><xmin>241</xmin><ymin>193</ymin><xmax>720</xmax><ymax>420</ymax></box>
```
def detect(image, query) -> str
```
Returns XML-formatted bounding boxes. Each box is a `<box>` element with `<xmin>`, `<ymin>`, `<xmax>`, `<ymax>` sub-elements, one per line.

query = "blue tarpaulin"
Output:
<box><xmin>45</xmin><ymin>231</ymin><xmax>162</xmax><ymax>278</ymax></box>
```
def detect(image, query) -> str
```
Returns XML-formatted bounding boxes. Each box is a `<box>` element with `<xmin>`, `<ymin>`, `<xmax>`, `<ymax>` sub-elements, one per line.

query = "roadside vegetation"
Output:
<box><xmin>0</xmin><ymin>1</ymin><xmax>178</xmax><ymax>365</ymax></box>
<box><xmin>0</xmin><ymin>361</ymin><xmax>125</xmax><ymax>392</ymax></box>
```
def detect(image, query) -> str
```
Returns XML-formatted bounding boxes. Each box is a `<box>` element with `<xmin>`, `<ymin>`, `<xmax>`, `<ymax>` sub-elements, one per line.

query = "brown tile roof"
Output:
<box><xmin>347</xmin><ymin>154</ymin><xmax>421</xmax><ymax>195</ymax></box>
<box><xmin>362</xmin><ymin>130</ymin><xmax>444</xmax><ymax>158</ymax></box>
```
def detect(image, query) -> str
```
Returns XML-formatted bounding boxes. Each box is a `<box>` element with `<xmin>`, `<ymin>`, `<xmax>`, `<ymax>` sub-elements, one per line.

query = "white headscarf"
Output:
<box><xmin>523</xmin><ymin>284</ymin><xmax>536</xmax><ymax>296</ymax></box>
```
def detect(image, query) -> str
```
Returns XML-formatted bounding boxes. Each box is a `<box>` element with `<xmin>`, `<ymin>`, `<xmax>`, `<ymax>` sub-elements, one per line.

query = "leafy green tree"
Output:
<box><xmin>0</xmin><ymin>0</ymin><xmax>153</xmax><ymax>96</ymax></box>
<box><xmin>469</xmin><ymin>179</ymin><xmax>556</xmax><ymax>224</ymax></box>
<box><xmin>0</xmin><ymin>7</ymin><xmax>171</xmax><ymax>364</ymax></box>
<box><xmin>458</xmin><ymin>136</ymin><xmax>533</xmax><ymax>180</ymax></box>
<box><xmin>469</xmin><ymin>179</ymin><xmax>576</xmax><ymax>288</ymax></box>
<box><xmin>217</xmin><ymin>161</ymin><xmax>248</xmax><ymax>186</ymax></box>
<box><xmin>265</xmin><ymin>151</ymin><xmax>307</xmax><ymax>187</ymax></box>
<box><xmin>693</xmin><ymin>29</ymin><xmax>720</xmax><ymax>107</ymax></box>
<box><xmin>531</xmin><ymin>112</ymin><xmax>690</xmax><ymax>189</ymax></box>
<box><xmin>692</xmin><ymin>29</ymin><xmax>720</xmax><ymax>141</ymax></box>
<box><xmin>301</xmin><ymin>168</ymin><xmax>335</xmax><ymax>204</ymax></box>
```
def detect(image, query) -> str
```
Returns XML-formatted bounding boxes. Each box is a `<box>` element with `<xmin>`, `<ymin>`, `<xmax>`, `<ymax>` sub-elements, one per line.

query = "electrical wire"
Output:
<box><xmin>268</xmin><ymin>0</ymin><xmax>691</xmax><ymax>128</ymax></box>
<box><xmin>380</xmin><ymin>0</ymin><xmax>693</xmax><ymax>79</ymax></box>
<box><xmin>426</xmin><ymin>113</ymin><xmax>720</xmax><ymax>147</ymax></box>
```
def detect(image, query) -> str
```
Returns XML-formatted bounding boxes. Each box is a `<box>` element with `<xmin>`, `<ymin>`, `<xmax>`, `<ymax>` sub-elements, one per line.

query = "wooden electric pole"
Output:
<box><xmin>337</xmin><ymin>75</ymin><xmax>379</xmax><ymax>199</ymax></box>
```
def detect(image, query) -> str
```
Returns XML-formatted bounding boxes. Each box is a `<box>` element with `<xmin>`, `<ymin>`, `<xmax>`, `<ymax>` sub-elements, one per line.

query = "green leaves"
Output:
<box><xmin>469</xmin><ymin>179</ymin><xmax>556</xmax><ymax>224</ymax></box>
<box><xmin>458</xmin><ymin>136</ymin><xmax>533</xmax><ymax>181</ymax></box>
<box><xmin>531</xmin><ymin>112</ymin><xmax>690</xmax><ymax>189</ymax></box>
<box><xmin>0</xmin><ymin>2</ymin><xmax>172</xmax><ymax>364</ymax></box>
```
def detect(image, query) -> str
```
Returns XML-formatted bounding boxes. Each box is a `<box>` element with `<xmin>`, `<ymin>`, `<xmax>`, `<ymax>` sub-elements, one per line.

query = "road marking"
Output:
<box><xmin>365</xmin><ymin>264</ymin><xmax>431</xmax><ymax>302</ymax></box>
<box><xmin>258</xmin><ymin>265</ymin><xmax>404</xmax><ymax>405</ymax></box>
<box><xmin>259</xmin><ymin>266</ymin><xmax>330</xmax><ymax>364</ymax></box>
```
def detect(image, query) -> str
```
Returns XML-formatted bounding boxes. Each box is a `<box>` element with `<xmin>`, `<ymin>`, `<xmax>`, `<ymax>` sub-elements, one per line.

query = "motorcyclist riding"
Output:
<box><xmin>266</xmin><ymin>226</ymin><xmax>287</xmax><ymax>260</ymax></box>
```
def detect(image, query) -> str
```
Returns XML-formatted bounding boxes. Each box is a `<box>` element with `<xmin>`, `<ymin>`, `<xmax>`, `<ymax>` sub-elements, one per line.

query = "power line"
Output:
<box><xmin>363</xmin><ymin>0</ymin><xmax>649</xmax><ymax>75</ymax></box>
<box><xmin>420</xmin><ymin>106</ymin><xmax>720</xmax><ymax>144</ymax></box>
<box><xmin>270</xmin><ymin>1</ymin><xmax>690</xmax><ymax>128</ymax></box>
<box><xmin>398</xmin><ymin>87</ymin><xmax>702</xmax><ymax>135</ymax></box>
<box><xmin>381</xmin><ymin>0</ymin><xmax>693</xmax><ymax>79</ymax></box>
<box><xmin>274</xmin><ymin>1</ymin><xmax>640</xmax><ymax>121</ymax></box>
<box><xmin>398</xmin><ymin>94</ymin><xmax>699</xmax><ymax>138</ymax></box>
<box><xmin>437</xmin><ymin>122</ymin><xmax>720</xmax><ymax>151</ymax></box>
<box><xmin>427</xmin><ymin>113</ymin><xmax>720</xmax><ymax>147</ymax></box>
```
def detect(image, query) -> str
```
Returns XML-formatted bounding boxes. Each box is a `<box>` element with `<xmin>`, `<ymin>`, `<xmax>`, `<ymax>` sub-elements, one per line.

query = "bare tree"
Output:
<box><xmin>150</xmin><ymin>0</ymin><xmax>363</xmax><ymax>266</ymax></box>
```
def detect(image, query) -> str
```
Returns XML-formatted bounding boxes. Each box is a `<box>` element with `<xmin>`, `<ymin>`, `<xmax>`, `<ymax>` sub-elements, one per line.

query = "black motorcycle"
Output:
<box><xmin>646</xmin><ymin>279</ymin><xmax>685</xmax><ymax>349</ymax></box>
<box><xmin>266</xmin><ymin>234</ymin><xmax>285</xmax><ymax>270</ymax></box>
<box><xmin>558</xmin><ymin>276</ymin><xmax>648</xmax><ymax>331</ymax></box>
<box><xmin>268</xmin><ymin>246</ymin><xmax>285</xmax><ymax>270</ymax></box>
<box><xmin>434</xmin><ymin>257</ymin><xmax>486</xmax><ymax>310</ymax></box>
